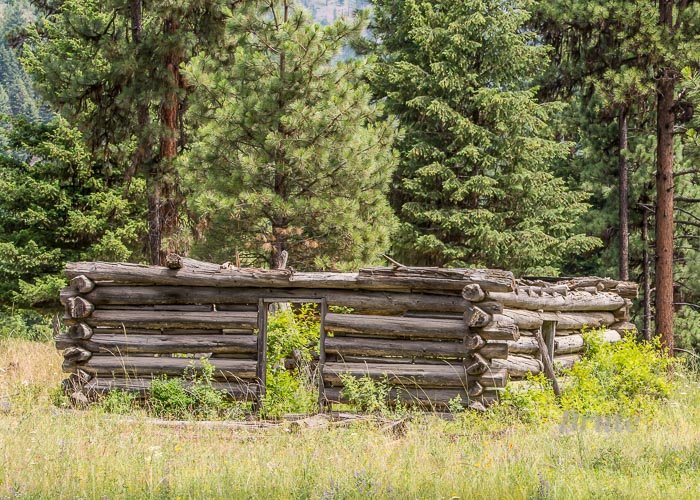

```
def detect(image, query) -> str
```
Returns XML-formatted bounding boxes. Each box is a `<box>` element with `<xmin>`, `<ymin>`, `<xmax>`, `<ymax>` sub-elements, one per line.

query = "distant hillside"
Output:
<box><xmin>299</xmin><ymin>0</ymin><xmax>370</xmax><ymax>25</ymax></box>
<box><xmin>0</xmin><ymin>0</ymin><xmax>44</xmax><ymax>120</ymax></box>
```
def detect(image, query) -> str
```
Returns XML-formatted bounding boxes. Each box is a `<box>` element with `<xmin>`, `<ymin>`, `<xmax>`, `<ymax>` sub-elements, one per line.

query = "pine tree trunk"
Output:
<box><xmin>655</xmin><ymin>0</ymin><xmax>675</xmax><ymax>352</ymax></box>
<box><xmin>642</xmin><ymin>204</ymin><xmax>652</xmax><ymax>341</ymax></box>
<box><xmin>618</xmin><ymin>107</ymin><xmax>630</xmax><ymax>281</ymax></box>
<box><xmin>150</xmin><ymin>16</ymin><xmax>184</xmax><ymax>266</ymax></box>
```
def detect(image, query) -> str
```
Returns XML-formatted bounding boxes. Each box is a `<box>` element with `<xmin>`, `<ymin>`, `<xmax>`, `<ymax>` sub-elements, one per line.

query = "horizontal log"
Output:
<box><xmin>499</xmin><ymin>310</ymin><xmax>615</xmax><ymax>330</ymax></box>
<box><xmin>486</xmin><ymin>290</ymin><xmax>625</xmax><ymax>312</ymax></box>
<box><xmin>68</xmin><ymin>285</ymin><xmax>478</xmax><ymax>315</ymax></box>
<box><xmin>401</xmin><ymin>309</ymin><xmax>492</xmax><ymax>327</ymax></box>
<box><xmin>65</xmin><ymin>262</ymin><xmax>515</xmax><ymax>293</ymax></box>
<box><xmin>322</xmin><ymin>362</ymin><xmax>507</xmax><ymax>388</ymax></box>
<box><xmin>610</xmin><ymin>321</ymin><xmax>637</xmax><ymax>333</ymax></box>
<box><xmin>472</xmin><ymin>318</ymin><xmax>520</xmax><ymax>341</ymax></box>
<box><xmin>322</xmin><ymin>386</ymin><xmax>500</xmax><ymax>407</ymax></box>
<box><xmin>325</xmin><ymin>337</ymin><xmax>463</xmax><ymax>359</ymax></box>
<box><xmin>508</xmin><ymin>336</ymin><xmax>539</xmax><ymax>355</ymax></box>
<box><xmin>83</xmin><ymin>377</ymin><xmax>259</xmax><ymax>399</ymax></box>
<box><xmin>490</xmin><ymin>355</ymin><xmax>543</xmax><ymax>378</ymax></box>
<box><xmin>554</xmin><ymin>334</ymin><xmax>584</xmax><ymax>355</ymax></box>
<box><xmin>63</xmin><ymin>346</ymin><xmax>91</xmax><ymax>362</ymax></box>
<box><xmin>69</xmin><ymin>310</ymin><xmax>258</xmax><ymax>330</ymax></box>
<box><xmin>71</xmin><ymin>356</ymin><xmax>258</xmax><ymax>380</ymax></box>
<box><xmin>55</xmin><ymin>333</ymin><xmax>257</xmax><ymax>355</ymax></box>
<box><xmin>99</xmin><ymin>304</ymin><xmax>215</xmax><ymax>312</ymax></box>
<box><xmin>68</xmin><ymin>323</ymin><xmax>93</xmax><ymax>340</ymax></box>
<box><xmin>462</xmin><ymin>284</ymin><xmax>485</xmax><ymax>302</ymax></box>
<box><xmin>325</xmin><ymin>313</ymin><xmax>465</xmax><ymax>340</ymax></box>
<box><xmin>553</xmin><ymin>354</ymin><xmax>582</xmax><ymax>370</ymax></box>
<box><xmin>357</xmin><ymin>267</ymin><xmax>516</xmax><ymax>292</ymax></box>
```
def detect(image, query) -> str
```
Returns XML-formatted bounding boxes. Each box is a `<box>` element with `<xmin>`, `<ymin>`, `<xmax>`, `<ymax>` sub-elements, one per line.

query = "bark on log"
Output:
<box><xmin>499</xmin><ymin>310</ymin><xmax>615</xmax><ymax>330</ymax></box>
<box><xmin>65</xmin><ymin>262</ymin><xmax>515</xmax><ymax>293</ymax></box>
<box><xmin>490</xmin><ymin>355</ymin><xmax>543</xmax><ymax>378</ymax></box>
<box><xmin>72</xmin><ymin>356</ymin><xmax>257</xmax><ymax>380</ymax></box>
<box><xmin>56</xmin><ymin>333</ymin><xmax>257</xmax><ymax>355</ymax></box>
<box><xmin>69</xmin><ymin>310</ymin><xmax>257</xmax><ymax>330</ymax></box>
<box><xmin>75</xmin><ymin>285</ymin><xmax>475</xmax><ymax>315</ymax></box>
<box><xmin>486</xmin><ymin>290</ymin><xmax>625</xmax><ymax>312</ymax></box>
<box><xmin>83</xmin><ymin>377</ymin><xmax>258</xmax><ymax>399</ymax></box>
<box><xmin>99</xmin><ymin>304</ymin><xmax>214</xmax><ymax>312</ymax></box>
<box><xmin>63</xmin><ymin>346</ymin><xmax>92</xmax><ymax>362</ymax></box>
<box><xmin>70</xmin><ymin>275</ymin><xmax>95</xmax><ymax>294</ymax></box>
<box><xmin>322</xmin><ymin>362</ymin><xmax>507</xmax><ymax>388</ymax></box>
<box><xmin>465</xmin><ymin>353</ymin><xmax>489</xmax><ymax>376</ymax></box>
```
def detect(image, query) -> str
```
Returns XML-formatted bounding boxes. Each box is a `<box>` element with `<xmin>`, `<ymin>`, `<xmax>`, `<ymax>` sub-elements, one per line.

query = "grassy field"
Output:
<box><xmin>1</xmin><ymin>338</ymin><xmax>699</xmax><ymax>499</ymax></box>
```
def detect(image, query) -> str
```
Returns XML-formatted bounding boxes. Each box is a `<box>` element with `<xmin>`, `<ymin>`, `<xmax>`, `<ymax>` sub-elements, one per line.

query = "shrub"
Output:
<box><xmin>0</xmin><ymin>309</ymin><xmax>54</xmax><ymax>342</ymax></box>
<box><xmin>339</xmin><ymin>374</ymin><xmax>391</xmax><ymax>414</ymax></box>
<box><xmin>98</xmin><ymin>389</ymin><xmax>138</xmax><ymax>415</ymax></box>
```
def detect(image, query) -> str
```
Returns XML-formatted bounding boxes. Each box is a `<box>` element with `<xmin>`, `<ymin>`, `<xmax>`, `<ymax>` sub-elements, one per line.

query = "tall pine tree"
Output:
<box><xmin>368</xmin><ymin>0</ymin><xmax>599</xmax><ymax>275</ymax></box>
<box><xmin>21</xmin><ymin>0</ymin><xmax>234</xmax><ymax>264</ymax></box>
<box><xmin>182</xmin><ymin>1</ymin><xmax>397</xmax><ymax>270</ymax></box>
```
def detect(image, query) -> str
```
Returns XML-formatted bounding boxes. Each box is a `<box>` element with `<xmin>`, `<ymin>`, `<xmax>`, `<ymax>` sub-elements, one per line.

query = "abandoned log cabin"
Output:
<box><xmin>57</xmin><ymin>257</ymin><xmax>638</xmax><ymax>411</ymax></box>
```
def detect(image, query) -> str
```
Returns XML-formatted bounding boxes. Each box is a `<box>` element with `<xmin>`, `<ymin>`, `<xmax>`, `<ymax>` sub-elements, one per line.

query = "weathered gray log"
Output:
<box><xmin>98</xmin><ymin>304</ymin><xmax>215</xmax><ymax>312</ymax></box>
<box><xmin>65</xmin><ymin>262</ymin><xmax>515</xmax><ymax>293</ymax></box>
<box><xmin>66</xmin><ymin>297</ymin><xmax>94</xmax><ymax>319</ymax></box>
<box><xmin>462</xmin><ymin>284</ymin><xmax>485</xmax><ymax>302</ymax></box>
<box><xmin>467</xmin><ymin>307</ymin><xmax>492</xmax><ymax>328</ymax></box>
<box><xmin>165</xmin><ymin>254</ymin><xmax>183</xmax><ymax>269</ymax></box>
<box><xmin>357</xmin><ymin>267</ymin><xmax>516</xmax><ymax>292</ymax></box>
<box><xmin>562</xmin><ymin>277</ymin><xmax>638</xmax><ymax>299</ymax></box>
<box><xmin>325</xmin><ymin>313</ymin><xmax>466</xmax><ymax>340</ymax></box>
<box><xmin>490</xmin><ymin>355</ymin><xmax>543</xmax><ymax>378</ymax></box>
<box><xmin>72</xmin><ymin>356</ymin><xmax>257</xmax><ymax>380</ymax></box>
<box><xmin>326</xmin><ymin>337</ymin><xmax>463</xmax><ymax>359</ymax></box>
<box><xmin>70</xmin><ymin>275</ymin><xmax>95</xmax><ymax>294</ymax></box>
<box><xmin>68</xmin><ymin>323</ymin><xmax>93</xmax><ymax>340</ymax></box>
<box><xmin>508</xmin><ymin>336</ymin><xmax>539</xmax><ymax>355</ymax></box>
<box><xmin>486</xmin><ymin>290</ymin><xmax>625</xmax><ymax>312</ymax></box>
<box><xmin>603</xmin><ymin>329</ymin><xmax>623</xmax><ymax>343</ymax></box>
<box><xmin>553</xmin><ymin>354</ymin><xmax>583</xmax><ymax>370</ymax></box>
<box><xmin>535</xmin><ymin>328</ymin><xmax>561</xmax><ymax>396</ymax></box>
<box><xmin>322</xmin><ymin>386</ymin><xmax>500</xmax><ymax>407</ymax></box>
<box><xmin>55</xmin><ymin>333</ymin><xmax>257</xmax><ymax>355</ymax></box>
<box><xmin>465</xmin><ymin>353</ymin><xmax>489</xmax><ymax>376</ymax></box>
<box><xmin>400</xmin><ymin>309</ymin><xmax>492</xmax><ymax>327</ymax></box>
<box><xmin>72</xmin><ymin>285</ymin><xmax>477</xmax><ymax>315</ymax></box>
<box><xmin>610</xmin><ymin>321</ymin><xmax>637</xmax><ymax>333</ymax></box>
<box><xmin>83</xmin><ymin>377</ymin><xmax>258</xmax><ymax>399</ymax></box>
<box><xmin>499</xmin><ymin>310</ymin><xmax>615</xmax><ymax>330</ymax></box>
<box><xmin>322</xmin><ymin>362</ymin><xmax>507</xmax><ymax>388</ymax></box>
<box><xmin>554</xmin><ymin>334</ymin><xmax>584</xmax><ymax>355</ymax></box>
<box><xmin>69</xmin><ymin>310</ymin><xmax>257</xmax><ymax>330</ymax></box>
<box><xmin>63</xmin><ymin>346</ymin><xmax>92</xmax><ymax>362</ymax></box>
<box><xmin>472</xmin><ymin>317</ymin><xmax>520</xmax><ymax>341</ymax></box>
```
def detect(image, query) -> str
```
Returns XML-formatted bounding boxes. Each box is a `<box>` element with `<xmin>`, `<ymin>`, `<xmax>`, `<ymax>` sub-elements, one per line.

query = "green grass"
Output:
<box><xmin>1</xmin><ymin>338</ymin><xmax>700</xmax><ymax>498</ymax></box>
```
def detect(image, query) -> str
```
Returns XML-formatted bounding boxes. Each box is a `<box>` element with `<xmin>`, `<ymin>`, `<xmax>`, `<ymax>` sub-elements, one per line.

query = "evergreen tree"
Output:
<box><xmin>367</xmin><ymin>0</ymin><xmax>599</xmax><ymax>275</ymax></box>
<box><xmin>0</xmin><ymin>115</ymin><xmax>145</xmax><ymax>307</ymax></box>
<box><xmin>21</xmin><ymin>0</ymin><xmax>233</xmax><ymax>264</ymax></box>
<box><xmin>183</xmin><ymin>1</ymin><xmax>397</xmax><ymax>270</ymax></box>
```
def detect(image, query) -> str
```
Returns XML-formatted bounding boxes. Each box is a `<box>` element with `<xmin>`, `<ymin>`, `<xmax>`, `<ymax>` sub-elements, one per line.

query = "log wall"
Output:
<box><xmin>56</xmin><ymin>258</ymin><xmax>637</xmax><ymax>411</ymax></box>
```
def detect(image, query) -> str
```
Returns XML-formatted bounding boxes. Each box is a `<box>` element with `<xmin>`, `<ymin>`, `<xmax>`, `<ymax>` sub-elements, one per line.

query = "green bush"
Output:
<box><xmin>339</xmin><ymin>374</ymin><xmax>391</xmax><ymax>414</ymax></box>
<box><xmin>98</xmin><ymin>389</ymin><xmax>138</xmax><ymax>415</ymax></box>
<box><xmin>499</xmin><ymin>330</ymin><xmax>677</xmax><ymax>422</ymax></box>
<box><xmin>0</xmin><ymin>309</ymin><xmax>54</xmax><ymax>342</ymax></box>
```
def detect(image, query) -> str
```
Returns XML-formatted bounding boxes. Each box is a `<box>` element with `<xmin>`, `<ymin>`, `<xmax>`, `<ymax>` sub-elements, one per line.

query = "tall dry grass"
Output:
<box><xmin>1</xmin><ymin>339</ymin><xmax>699</xmax><ymax>498</ymax></box>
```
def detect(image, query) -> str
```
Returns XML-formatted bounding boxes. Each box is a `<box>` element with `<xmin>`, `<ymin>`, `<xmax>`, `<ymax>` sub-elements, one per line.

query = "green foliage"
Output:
<box><xmin>262</xmin><ymin>305</ymin><xmax>320</xmax><ymax>417</ymax></box>
<box><xmin>367</xmin><ymin>0</ymin><xmax>600</xmax><ymax>274</ymax></box>
<box><xmin>98</xmin><ymin>389</ymin><xmax>138</xmax><ymax>415</ymax></box>
<box><xmin>0</xmin><ymin>309</ymin><xmax>53</xmax><ymax>341</ymax></box>
<box><xmin>148</xmin><ymin>358</ymin><xmax>243</xmax><ymax>420</ymax></box>
<box><xmin>183</xmin><ymin>0</ymin><xmax>397</xmax><ymax>270</ymax></box>
<box><xmin>0</xmin><ymin>115</ymin><xmax>145</xmax><ymax>307</ymax></box>
<box><xmin>561</xmin><ymin>331</ymin><xmax>676</xmax><ymax>416</ymax></box>
<box><xmin>339</xmin><ymin>373</ymin><xmax>390</xmax><ymax>414</ymax></box>
<box><xmin>500</xmin><ymin>330</ymin><xmax>677</xmax><ymax>422</ymax></box>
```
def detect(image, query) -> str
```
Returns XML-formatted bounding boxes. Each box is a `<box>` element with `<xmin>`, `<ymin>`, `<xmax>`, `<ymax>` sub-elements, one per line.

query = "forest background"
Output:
<box><xmin>0</xmin><ymin>0</ymin><xmax>699</xmax><ymax>354</ymax></box>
